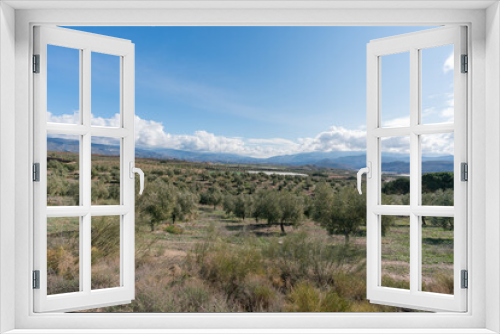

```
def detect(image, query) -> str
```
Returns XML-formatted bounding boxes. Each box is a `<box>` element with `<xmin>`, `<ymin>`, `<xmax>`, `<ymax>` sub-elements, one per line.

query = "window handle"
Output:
<box><xmin>357</xmin><ymin>162</ymin><xmax>371</xmax><ymax>195</ymax></box>
<box><xmin>129</xmin><ymin>162</ymin><xmax>145</xmax><ymax>195</ymax></box>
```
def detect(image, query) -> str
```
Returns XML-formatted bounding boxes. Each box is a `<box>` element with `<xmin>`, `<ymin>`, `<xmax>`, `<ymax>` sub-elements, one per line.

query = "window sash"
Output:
<box><xmin>366</xmin><ymin>26</ymin><xmax>467</xmax><ymax>312</ymax></box>
<box><xmin>33</xmin><ymin>25</ymin><xmax>136</xmax><ymax>313</ymax></box>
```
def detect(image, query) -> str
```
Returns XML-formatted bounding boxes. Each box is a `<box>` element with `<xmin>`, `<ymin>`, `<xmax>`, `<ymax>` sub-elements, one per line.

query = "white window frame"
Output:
<box><xmin>365</xmin><ymin>26</ymin><xmax>468</xmax><ymax>312</ymax></box>
<box><xmin>1</xmin><ymin>1</ymin><xmax>499</xmax><ymax>333</ymax></box>
<box><xmin>33</xmin><ymin>26</ymin><xmax>136</xmax><ymax>313</ymax></box>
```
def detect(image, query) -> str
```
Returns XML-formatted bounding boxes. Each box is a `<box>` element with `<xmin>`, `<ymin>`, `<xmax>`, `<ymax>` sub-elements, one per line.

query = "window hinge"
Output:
<box><xmin>33</xmin><ymin>270</ymin><xmax>40</xmax><ymax>289</ymax></box>
<box><xmin>461</xmin><ymin>162</ymin><xmax>468</xmax><ymax>181</ymax></box>
<box><xmin>33</xmin><ymin>163</ymin><xmax>40</xmax><ymax>182</ymax></box>
<box><xmin>461</xmin><ymin>54</ymin><xmax>468</xmax><ymax>73</ymax></box>
<box><xmin>461</xmin><ymin>270</ymin><xmax>468</xmax><ymax>289</ymax></box>
<box><xmin>33</xmin><ymin>54</ymin><xmax>40</xmax><ymax>73</ymax></box>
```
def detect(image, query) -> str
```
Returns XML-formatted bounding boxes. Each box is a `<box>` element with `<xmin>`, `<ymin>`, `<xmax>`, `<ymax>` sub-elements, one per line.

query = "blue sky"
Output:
<box><xmin>47</xmin><ymin>26</ymin><xmax>454</xmax><ymax>158</ymax></box>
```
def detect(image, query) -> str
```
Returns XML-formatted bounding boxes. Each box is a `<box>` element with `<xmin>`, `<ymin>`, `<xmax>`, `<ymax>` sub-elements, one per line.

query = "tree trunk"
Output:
<box><xmin>280</xmin><ymin>221</ymin><xmax>286</xmax><ymax>234</ymax></box>
<box><xmin>172</xmin><ymin>215</ymin><xmax>176</xmax><ymax>225</ymax></box>
<box><xmin>422</xmin><ymin>216</ymin><xmax>427</xmax><ymax>226</ymax></box>
<box><xmin>344</xmin><ymin>233</ymin><xmax>350</xmax><ymax>245</ymax></box>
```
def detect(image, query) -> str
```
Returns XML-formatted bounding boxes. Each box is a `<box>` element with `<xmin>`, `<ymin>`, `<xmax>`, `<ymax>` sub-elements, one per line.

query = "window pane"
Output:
<box><xmin>91</xmin><ymin>137</ymin><xmax>121</xmax><ymax>205</ymax></box>
<box><xmin>47</xmin><ymin>217</ymin><xmax>80</xmax><ymax>295</ymax></box>
<box><xmin>421</xmin><ymin>133</ymin><xmax>454</xmax><ymax>206</ymax></box>
<box><xmin>421</xmin><ymin>216</ymin><xmax>454</xmax><ymax>294</ymax></box>
<box><xmin>421</xmin><ymin>45</ymin><xmax>454</xmax><ymax>124</ymax></box>
<box><xmin>47</xmin><ymin>45</ymin><xmax>80</xmax><ymax>124</ymax></box>
<box><xmin>381</xmin><ymin>215</ymin><xmax>410</xmax><ymax>290</ymax></box>
<box><xmin>47</xmin><ymin>134</ymin><xmax>80</xmax><ymax>206</ymax></box>
<box><xmin>91</xmin><ymin>216</ymin><xmax>121</xmax><ymax>289</ymax></box>
<box><xmin>380</xmin><ymin>52</ymin><xmax>410</xmax><ymax>128</ymax></box>
<box><xmin>381</xmin><ymin>136</ymin><xmax>410</xmax><ymax>205</ymax></box>
<box><xmin>91</xmin><ymin>52</ymin><xmax>121</xmax><ymax>127</ymax></box>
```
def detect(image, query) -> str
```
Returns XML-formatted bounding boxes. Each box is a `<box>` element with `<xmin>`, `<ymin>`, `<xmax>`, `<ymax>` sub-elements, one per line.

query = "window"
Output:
<box><xmin>363</xmin><ymin>26</ymin><xmax>467</xmax><ymax>312</ymax></box>
<box><xmin>5</xmin><ymin>2</ymin><xmax>494</xmax><ymax>332</ymax></box>
<box><xmin>33</xmin><ymin>26</ymin><xmax>141</xmax><ymax>312</ymax></box>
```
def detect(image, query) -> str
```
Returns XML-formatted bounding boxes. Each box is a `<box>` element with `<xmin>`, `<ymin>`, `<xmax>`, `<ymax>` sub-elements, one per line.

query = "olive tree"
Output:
<box><xmin>313</xmin><ymin>184</ymin><xmax>366</xmax><ymax>244</ymax></box>
<box><xmin>278</xmin><ymin>191</ymin><xmax>304</xmax><ymax>234</ymax></box>
<box><xmin>233</xmin><ymin>194</ymin><xmax>253</xmax><ymax>221</ymax></box>
<box><xmin>222</xmin><ymin>194</ymin><xmax>235</xmax><ymax>216</ymax></box>
<box><xmin>171</xmin><ymin>190</ymin><xmax>198</xmax><ymax>224</ymax></box>
<box><xmin>137</xmin><ymin>179</ymin><xmax>176</xmax><ymax>231</ymax></box>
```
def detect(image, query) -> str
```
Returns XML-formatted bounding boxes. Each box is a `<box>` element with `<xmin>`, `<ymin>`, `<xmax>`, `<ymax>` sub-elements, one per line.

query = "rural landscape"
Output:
<box><xmin>45</xmin><ymin>139</ymin><xmax>455</xmax><ymax>313</ymax></box>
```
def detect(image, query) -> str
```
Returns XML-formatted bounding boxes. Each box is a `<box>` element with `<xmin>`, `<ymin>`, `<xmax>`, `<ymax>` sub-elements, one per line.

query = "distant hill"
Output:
<box><xmin>381</xmin><ymin>161</ymin><xmax>454</xmax><ymax>174</ymax></box>
<box><xmin>47</xmin><ymin>137</ymin><xmax>454</xmax><ymax>173</ymax></box>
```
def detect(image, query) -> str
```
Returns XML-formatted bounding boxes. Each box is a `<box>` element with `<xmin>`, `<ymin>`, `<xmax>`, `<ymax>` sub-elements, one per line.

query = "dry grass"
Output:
<box><xmin>44</xmin><ymin>155</ymin><xmax>453</xmax><ymax>313</ymax></box>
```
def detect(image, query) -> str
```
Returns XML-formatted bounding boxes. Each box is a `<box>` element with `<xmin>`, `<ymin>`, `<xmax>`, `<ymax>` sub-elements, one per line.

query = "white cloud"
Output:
<box><xmin>381</xmin><ymin>136</ymin><xmax>410</xmax><ymax>154</ymax></box>
<box><xmin>443</xmin><ymin>53</ymin><xmax>454</xmax><ymax>73</ymax></box>
<box><xmin>421</xmin><ymin>93</ymin><xmax>454</xmax><ymax>124</ymax></box>
<box><xmin>47</xmin><ymin>112</ymin><xmax>453</xmax><ymax>158</ymax></box>
<box><xmin>440</xmin><ymin>94</ymin><xmax>454</xmax><ymax>122</ymax></box>
<box><xmin>47</xmin><ymin>111</ymin><xmax>80</xmax><ymax>124</ymax></box>
<box><xmin>421</xmin><ymin>133</ymin><xmax>454</xmax><ymax>156</ymax></box>
<box><xmin>382</xmin><ymin>116</ymin><xmax>410</xmax><ymax>128</ymax></box>
<box><xmin>299</xmin><ymin>126</ymin><xmax>366</xmax><ymax>152</ymax></box>
<box><xmin>91</xmin><ymin>113</ymin><xmax>121</xmax><ymax>127</ymax></box>
<box><xmin>441</xmin><ymin>107</ymin><xmax>454</xmax><ymax>120</ymax></box>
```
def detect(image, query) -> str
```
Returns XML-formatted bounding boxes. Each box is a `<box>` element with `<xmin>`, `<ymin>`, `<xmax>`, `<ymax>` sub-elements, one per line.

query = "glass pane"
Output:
<box><xmin>421</xmin><ymin>133</ymin><xmax>454</xmax><ymax>206</ymax></box>
<box><xmin>47</xmin><ymin>217</ymin><xmax>80</xmax><ymax>295</ymax></box>
<box><xmin>421</xmin><ymin>45</ymin><xmax>454</xmax><ymax>124</ymax></box>
<box><xmin>91</xmin><ymin>137</ymin><xmax>121</xmax><ymax>205</ymax></box>
<box><xmin>381</xmin><ymin>215</ymin><xmax>410</xmax><ymax>290</ymax></box>
<box><xmin>421</xmin><ymin>216</ymin><xmax>454</xmax><ymax>294</ymax></box>
<box><xmin>47</xmin><ymin>134</ymin><xmax>80</xmax><ymax>206</ymax></box>
<box><xmin>91</xmin><ymin>52</ymin><xmax>121</xmax><ymax>127</ymax></box>
<box><xmin>380</xmin><ymin>52</ymin><xmax>410</xmax><ymax>128</ymax></box>
<box><xmin>47</xmin><ymin>45</ymin><xmax>80</xmax><ymax>124</ymax></box>
<box><xmin>381</xmin><ymin>136</ymin><xmax>410</xmax><ymax>205</ymax></box>
<box><xmin>91</xmin><ymin>216</ymin><xmax>121</xmax><ymax>289</ymax></box>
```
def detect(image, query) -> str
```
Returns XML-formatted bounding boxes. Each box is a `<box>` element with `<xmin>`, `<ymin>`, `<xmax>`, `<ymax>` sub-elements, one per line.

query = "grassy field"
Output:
<box><xmin>45</xmin><ymin>151</ymin><xmax>455</xmax><ymax>312</ymax></box>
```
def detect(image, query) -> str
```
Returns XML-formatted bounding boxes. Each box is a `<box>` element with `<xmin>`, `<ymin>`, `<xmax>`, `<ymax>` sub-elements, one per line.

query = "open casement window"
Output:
<box><xmin>364</xmin><ymin>26</ymin><xmax>467</xmax><ymax>312</ymax></box>
<box><xmin>33</xmin><ymin>26</ymin><xmax>140</xmax><ymax>312</ymax></box>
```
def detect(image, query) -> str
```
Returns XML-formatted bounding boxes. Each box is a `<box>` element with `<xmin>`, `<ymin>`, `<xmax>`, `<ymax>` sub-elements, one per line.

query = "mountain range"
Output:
<box><xmin>48</xmin><ymin>137</ymin><xmax>454</xmax><ymax>174</ymax></box>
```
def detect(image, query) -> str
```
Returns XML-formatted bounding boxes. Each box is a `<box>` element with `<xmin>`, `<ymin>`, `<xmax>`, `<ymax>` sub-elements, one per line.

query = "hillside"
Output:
<box><xmin>48</xmin><ymin>137</ymin><xmax>454</xmax><ymax>173</ymax></box>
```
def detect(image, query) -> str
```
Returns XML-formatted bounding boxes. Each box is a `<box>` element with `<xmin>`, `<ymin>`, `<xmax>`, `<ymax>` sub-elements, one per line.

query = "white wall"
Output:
<box><xmin>5</xmin><ymin>4</ymin><xmax>493</xmax><ymax>332</ymax></box>
<box><xmin>486</xmin><ymin>2</ymin><xmax>500</xmax><ymax>333</ymax></box>
<box><xmin>0</xmin><ymin>2</ymin><xmax>16</xmax><ymax>333</ymax></box>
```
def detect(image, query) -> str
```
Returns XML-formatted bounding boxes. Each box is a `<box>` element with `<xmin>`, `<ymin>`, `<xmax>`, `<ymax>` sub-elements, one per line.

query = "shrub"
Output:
<box><xmin>382</xmin><ymin>177</ymin><xmax>410</xmax><ymax>195</ymax></box>
<box><xmin>197</xmin><ymin>242</ymin><xmax>264</xmax><ymax>296</ymax></box>
<box><xmin>333</xmin><ymin>271</ymin><xmax>366</xmax><ymax>301</ymax></box>
<box><xmin>47</xmin><ymin>246</ymin><xmax>78</xmax><ymax>280</ymax></box>
<box><xmin>179</xmin><ymin>280</ymin><xmax>211</xmax><ymax>312</ymax></box>
<box><xmin>237</xmin><ymin>274</ymin><xmax>280</xmax><ymax>312</ymax></box>
<box><xmin>320</xmin><ymin>290</ymin><xmax>351</xmax><ymax>312</ymax></box>
<box><xmin>422</xmin><ymin>274</ymin><xmax>454</xmax><ymax>294</ymax></box>
<box><xmin>422</xmin><ymin>172</ymin><xmax>454</xmax><ymax>192</ymax></box>
<box><xmin>164</xmin><ymin>224</ymin><xmax>184</xmax><ymax>235</ymax></box>
<box><xmin>91</xmin><ymin>216</ymin><xmax>120</xmax><ymax>265</ymax></box>
<box><xmin>285</xmin><ymin>282</ymin><xmax>321</xmax><ymax>312</ymax></box>
<box><xmin>381</xmin><ymin>275</ymin><xmax>410</xmax><ymax>290</ymax></box>
<box><xmin>263</xmin><ymin>232</ymin><xmax>350</xmax><ymax>287</ymax></box>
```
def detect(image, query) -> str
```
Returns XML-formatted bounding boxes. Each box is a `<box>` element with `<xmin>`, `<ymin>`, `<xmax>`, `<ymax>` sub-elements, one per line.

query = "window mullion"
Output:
<box><xmin>82</xmin><ymin>48</ymin><xmax>92</xmax><ymax>295</ymax></box>
<box><xmin>409</xmin><ymin>47</ymin><xmax>420</xmax><ymax>294</ymax></box>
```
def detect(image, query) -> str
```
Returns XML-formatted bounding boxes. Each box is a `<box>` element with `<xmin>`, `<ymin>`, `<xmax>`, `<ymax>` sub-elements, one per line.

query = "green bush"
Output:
<box><xmin>164</xmin><ymin>224</ymin><xmax>184</xmax><ymax>235</ymax></box>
